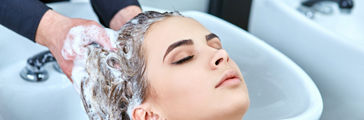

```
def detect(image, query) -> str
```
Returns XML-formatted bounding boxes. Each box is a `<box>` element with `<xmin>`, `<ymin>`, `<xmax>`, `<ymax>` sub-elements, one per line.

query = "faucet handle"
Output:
<box><xmin>302</xmin><ymin>0</ymin><xmax>354</xmax><ymax>9</ymax></box>
<box><xmin>20</xmin><ymin>50</ymin><xmax>57</xmax><ymax>82</ymax></box>
<box><xmin>339</xmin><ymin>0</ymin><xmax>354</xmax><ymax>9</ymax></box>
<box><xmin>26</xmin><ymin>50</ymin><xmax>56</xmax><ymax>71</ymax></box>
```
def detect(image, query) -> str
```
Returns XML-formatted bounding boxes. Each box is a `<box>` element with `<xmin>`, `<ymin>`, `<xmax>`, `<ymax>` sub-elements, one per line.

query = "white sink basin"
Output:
<box><xmin>0</xmin><ymin>62</ymin><xmax>87</xmax><ymax>120</ymax></box>
<box><xmin>249</xmin><ymin>0</ymin><xmax>364</xmax><ymax>119</ymax></box>
<box><xmin>0</xmin><ymin>2</ymin><xmax>322</xmax><ymax>120</ymax></box>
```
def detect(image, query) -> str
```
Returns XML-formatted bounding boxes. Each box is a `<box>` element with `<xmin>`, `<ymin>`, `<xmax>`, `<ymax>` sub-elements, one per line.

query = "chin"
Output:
<box><xmin>214</xmin><ymin>93</ymin><xmax>249</xmax><ymax>120</ymax></box>
<box><xmin>228</xmin><ymin>88</ymin><xmax>250</xmax><ymax>118</ymax></box>
<box><xmin>235</xmin><ymin>95</ymin><xmax>250</xmax><ymax>114</ymax></box>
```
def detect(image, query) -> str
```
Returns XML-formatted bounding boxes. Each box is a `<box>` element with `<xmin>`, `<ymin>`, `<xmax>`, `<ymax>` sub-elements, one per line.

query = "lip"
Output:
<box><xmin>215</xmin><ymin>70</ymin><xmax>241</xmax><ymax>88</ymax></box>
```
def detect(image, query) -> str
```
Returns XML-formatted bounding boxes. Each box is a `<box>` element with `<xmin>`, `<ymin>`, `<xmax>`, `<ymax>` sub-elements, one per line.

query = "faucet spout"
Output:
<box><xmin>20</xmin><ymin>50</ymin><xmax>59</xmax><ymax>82</ymax></box>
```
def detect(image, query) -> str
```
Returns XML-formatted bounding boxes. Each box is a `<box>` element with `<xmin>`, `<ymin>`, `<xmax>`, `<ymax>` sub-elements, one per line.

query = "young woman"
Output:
<box><xmin>79</xmin><ymin>11</ymin><xmax>250</xmax><ymax>120</ymax></box>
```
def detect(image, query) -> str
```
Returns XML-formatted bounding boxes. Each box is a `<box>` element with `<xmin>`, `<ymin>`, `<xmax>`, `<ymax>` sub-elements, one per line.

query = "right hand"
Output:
<box><xmin>35</xmin><ymin>10</ymin><xmax>115</xmax><ymax>82</ymax></box>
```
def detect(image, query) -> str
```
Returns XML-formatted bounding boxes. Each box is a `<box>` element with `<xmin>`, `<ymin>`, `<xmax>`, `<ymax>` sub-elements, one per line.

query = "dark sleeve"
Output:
<box><xmin>0</xmin><ymin>0</ymin><xmax>50</xmax><ymax>42</ymax></box>
<box><xmin>91</xmin><ymin>0</ymin><xmax>140</xmax><ymax>28</ymax></box>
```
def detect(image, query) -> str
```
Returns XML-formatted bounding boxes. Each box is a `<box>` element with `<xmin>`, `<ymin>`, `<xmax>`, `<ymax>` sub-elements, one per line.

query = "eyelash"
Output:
<box><xmin>172</xmin><ymin>55</ymin><xmax>194</xmax><ymax>64</ymax></box>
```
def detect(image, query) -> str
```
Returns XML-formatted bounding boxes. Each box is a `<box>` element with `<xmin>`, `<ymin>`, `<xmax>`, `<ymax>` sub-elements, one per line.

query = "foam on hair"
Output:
<box><xmin>63</xmin><ymin>11</ymin><xmax>181</xmax><ymax>120</ymax></box>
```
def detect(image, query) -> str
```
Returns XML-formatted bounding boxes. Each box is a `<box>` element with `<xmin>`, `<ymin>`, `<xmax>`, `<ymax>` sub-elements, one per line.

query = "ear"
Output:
<box><xmin>132</xmin><ymin>105</ymin><xmax>161</xmax><ymax>120</ymax></box>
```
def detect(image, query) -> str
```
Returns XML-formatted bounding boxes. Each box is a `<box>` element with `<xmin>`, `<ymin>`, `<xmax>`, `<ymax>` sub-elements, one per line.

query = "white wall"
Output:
<box><xmin>71</xmin><ymin>0</ymin><xmax>210</xmax><ymax>12</ymax></box>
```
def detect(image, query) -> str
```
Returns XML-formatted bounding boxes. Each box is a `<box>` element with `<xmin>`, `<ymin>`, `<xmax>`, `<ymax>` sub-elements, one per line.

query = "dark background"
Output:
<box><xmin>208</xmin><ymin>0</ymin><xmax>253</xmax><ymax>31</ymax></box>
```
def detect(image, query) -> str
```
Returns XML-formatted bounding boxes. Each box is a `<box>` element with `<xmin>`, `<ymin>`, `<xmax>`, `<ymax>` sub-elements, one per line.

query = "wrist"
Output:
<box><xmin>35</xmin><ymin>10</ymin><xmax>72</xmax><ymax>48</ymax></box>
<box><xmin>109</xmin><ymin>5</ymin><xmax>142</xmax><ymax>30</ymax></box>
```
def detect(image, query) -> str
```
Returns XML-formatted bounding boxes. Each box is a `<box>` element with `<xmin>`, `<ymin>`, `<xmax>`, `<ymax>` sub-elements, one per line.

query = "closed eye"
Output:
<box><xmin>206</xmin><ymin>33</ymin><xmax>222</xmax><ymax>49</ymax></box>
<box><xmin>172</xmin><ymin>55</ymin><xmax>194</xmax><ymax>64</ymax></box>
<box><xmin>208</xmin><ymin>39</ymin><xmax>222</xmax><ymax>50</ymax></box>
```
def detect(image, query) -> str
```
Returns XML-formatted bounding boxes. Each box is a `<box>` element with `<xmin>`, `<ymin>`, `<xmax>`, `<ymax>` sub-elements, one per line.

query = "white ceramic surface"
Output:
<box><xmin>0</xmin><ymin>2</ymin><xmax>322</xmax><ymax>120</ymax></box>
<box><xmin>249</xmin><ymin>0</ymin><xmax>364</xmax><ymax>119</ymax></box>
<box><xmin>0</xmin><ymin>62</ymin><xmax>88</xmax><ymax>120</ymax></box>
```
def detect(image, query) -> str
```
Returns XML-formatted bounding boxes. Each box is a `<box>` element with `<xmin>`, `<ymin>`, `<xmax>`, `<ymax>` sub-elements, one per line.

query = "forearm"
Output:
<box><xmin>90</xmin><ymin>0</ymin><xmax>141</xmax><ymax>30</ymax></box>
<box><xmin>109</xmin><ymin>5</ymin><xmax>142</xmax><ymax>30</ymax></box>
<box><xmin>35</xmin><ymin>10</ymin><xmax>71</xmax><ymax>48</ymax></box>
<box><xmin>0</xmin><ymin>0</ymin><xmax>50</xmax><ymax>41</ymax></box>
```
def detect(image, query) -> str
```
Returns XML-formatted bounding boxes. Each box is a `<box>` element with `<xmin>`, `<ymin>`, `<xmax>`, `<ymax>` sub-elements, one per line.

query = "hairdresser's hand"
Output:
<box><xmin>35</xmin><ymin>10</ymin><xmax>114</xmax><ymax>82</ymax></box>
<box><xmin>109</xmin><ymin>5</ymin><xmax>142</xmax><ymax>30</ymax></box>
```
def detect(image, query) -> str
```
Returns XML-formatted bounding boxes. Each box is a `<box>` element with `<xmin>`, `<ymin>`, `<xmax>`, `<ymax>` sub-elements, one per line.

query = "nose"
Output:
<box><xmin>209</xmin><ymin>49</ymin><xmax>230</xmax><ymax>70</ymax></box>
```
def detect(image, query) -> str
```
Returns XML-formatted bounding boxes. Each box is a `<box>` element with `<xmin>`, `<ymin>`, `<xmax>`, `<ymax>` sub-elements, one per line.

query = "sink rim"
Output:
<box><xmin>259</xmin><ymin>0</ymin><xmax>364</xmax><ymax>51</ymax></box>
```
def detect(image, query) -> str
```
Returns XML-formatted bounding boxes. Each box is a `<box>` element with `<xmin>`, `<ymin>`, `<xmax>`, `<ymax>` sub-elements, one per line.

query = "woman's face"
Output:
<box><xmin>139</xmin><ymin>16</ymin><xmax>249</xmax><ymax>120</ymax></box>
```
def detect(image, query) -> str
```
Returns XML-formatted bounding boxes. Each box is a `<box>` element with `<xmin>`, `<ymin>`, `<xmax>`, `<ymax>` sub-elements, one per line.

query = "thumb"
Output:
<box><xmin>93</xmin><ymin>28</ymin><xmax>118</xmax><ymax>51</ymax></box>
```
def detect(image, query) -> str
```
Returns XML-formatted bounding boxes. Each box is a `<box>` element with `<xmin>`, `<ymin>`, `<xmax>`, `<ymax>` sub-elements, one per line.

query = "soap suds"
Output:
<box><xmin>61</xmin><ymin>25</ymin><xmax>118</xmax><ymax>94</ymax></box>
<box><xmin>62</xmin><ymin>11</ymin><xmax>181</xmax><ymax>120</ymax></box>
<box><xmin>61</xmin><ymin>24</ymin><xmax>140</xmax><ymax>120</ymax></box>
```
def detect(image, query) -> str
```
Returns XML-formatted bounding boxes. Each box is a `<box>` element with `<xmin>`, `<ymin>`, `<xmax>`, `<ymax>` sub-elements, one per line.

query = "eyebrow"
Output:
<box><xmin>206</xmin><ymin>33</ymin><xmax>220</xmax><ymax>41</ymax></box>
<box><xmin>162</xmin><ymin>33</ymin><xmax>220</xmax><ymax>62</ymax></box>
<box><xmin>163</xmin><ymin>39</ymin><xmax>193</xmax><ymax>61</ymax></box>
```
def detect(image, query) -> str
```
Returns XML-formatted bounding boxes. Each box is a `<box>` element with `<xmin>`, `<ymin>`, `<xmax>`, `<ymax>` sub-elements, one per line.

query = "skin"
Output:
<box><xmin>35</xmin><ymin>6</ymin><xmax>141</xmax><ymax>80</ymax></box>
<box><xmin>133</xmin><ymin>16</ymin><xmax>250</xmax><ymax>120</ymax></box>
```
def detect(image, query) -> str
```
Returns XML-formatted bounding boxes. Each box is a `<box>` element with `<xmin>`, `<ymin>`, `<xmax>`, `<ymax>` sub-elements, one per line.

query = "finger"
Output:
<box><xmin>62</xmin><ymin>25</ymin><xmax>90</xmax><ymax>60</ymax></box>
<box><xmin>89</xmin><ymin>27</ymin><xmax>117</xmax><ymax>51</ymax></box>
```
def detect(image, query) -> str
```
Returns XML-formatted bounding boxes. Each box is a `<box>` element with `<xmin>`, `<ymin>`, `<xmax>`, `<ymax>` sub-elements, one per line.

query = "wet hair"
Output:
<box><xmin>80</xmin><ymin>11</ymin><xmax>182</xmax><ymax>120</ymax></box>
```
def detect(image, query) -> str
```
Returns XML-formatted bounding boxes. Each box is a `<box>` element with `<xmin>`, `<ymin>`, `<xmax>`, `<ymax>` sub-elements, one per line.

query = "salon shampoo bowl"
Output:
<box><xmin>0</xmin><ymin>2</ymin><xmax>322</xmax><ymax>120</ymax></box>
<box><xmin>249</xmin><ymin>0</ymin><xmax>364</xmax><ymax>119</ymax></box>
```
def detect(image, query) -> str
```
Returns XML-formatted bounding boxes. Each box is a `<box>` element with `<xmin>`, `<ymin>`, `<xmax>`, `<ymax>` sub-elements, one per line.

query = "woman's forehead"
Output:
<box><xmin>146</xmin><ymin>17</ymin><xmax>209</xmax><ymax>45</ymax></box>
<box><xmin>142</xmin><ymin>16</ymin><xmax>210</xmax><ymax>58</ymax></box>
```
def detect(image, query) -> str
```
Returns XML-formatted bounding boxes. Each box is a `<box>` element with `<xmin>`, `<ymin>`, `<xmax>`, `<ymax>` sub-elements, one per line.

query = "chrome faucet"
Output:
<box><xmin>20</xmin><ymin>50</ymin><xmax>63</xmax><ymax>82</ymax></box>
<box><xmin>298</xmin><ymin>0</ymin><xmax>354</xmax><ymax>18</ymax></box>
<box><xmin>302</xmin><ymin>0</ymin><xmax>354</xmax><ymax>9</ymax></box>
